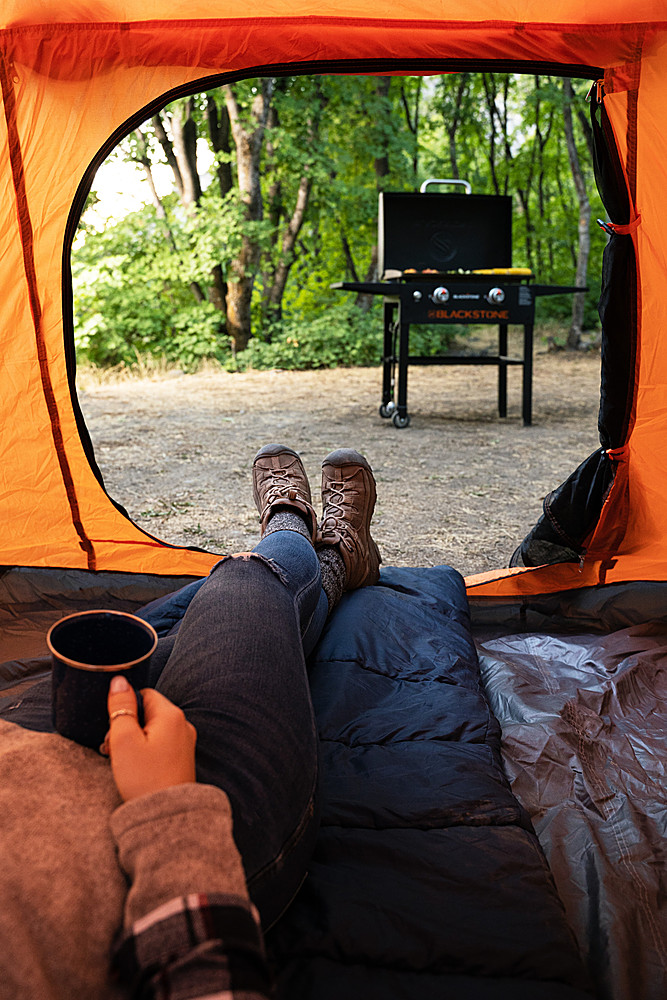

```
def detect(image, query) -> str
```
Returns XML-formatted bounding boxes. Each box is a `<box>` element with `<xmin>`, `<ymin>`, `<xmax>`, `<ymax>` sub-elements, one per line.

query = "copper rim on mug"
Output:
<box><xmin>47</xmin><ymin>609</ymin><xmax>158</xmax><ymax>669</ymax></box>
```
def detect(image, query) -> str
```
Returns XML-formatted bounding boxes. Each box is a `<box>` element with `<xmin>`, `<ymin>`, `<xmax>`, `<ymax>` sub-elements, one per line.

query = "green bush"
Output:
<box><xmin>73</xmin><ymin>206</ymin><xmax>229</xmax><ymax>371</ymax></box>
<box><xmin>407</xmin><ymin>323</ymin><xmax>461</xmax><ymax>356</ymax></box>
<box><xmin>231</xmin><ymin>302</ymin><xmax>382</xmax><ymax>370</ymax></box>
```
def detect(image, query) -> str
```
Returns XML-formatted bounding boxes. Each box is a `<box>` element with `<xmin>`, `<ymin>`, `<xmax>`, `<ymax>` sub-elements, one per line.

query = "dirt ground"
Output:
<box><xmin>77</xmin><ymin>334</ymin><xmax>601</xmax><ymax>578</ymax></box>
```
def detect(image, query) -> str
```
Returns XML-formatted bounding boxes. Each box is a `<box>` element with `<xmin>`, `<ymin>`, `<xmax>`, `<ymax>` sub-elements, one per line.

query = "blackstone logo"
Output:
<box><xmin>427</xmin><ymin>309</ymin><xmax>510</xmax><ymax>320</ymax></box>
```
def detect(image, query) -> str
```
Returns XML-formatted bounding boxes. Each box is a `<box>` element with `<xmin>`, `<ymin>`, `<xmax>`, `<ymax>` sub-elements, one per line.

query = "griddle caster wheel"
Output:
<box><xmin>392</xmin><ymin>412</ymin><xmax>411</xmax><ymax>429</ymax></box>
<box><xmin>379</xmin><ymin>401</ymin><xmax>396</xmax><ymax>418</ymax></box>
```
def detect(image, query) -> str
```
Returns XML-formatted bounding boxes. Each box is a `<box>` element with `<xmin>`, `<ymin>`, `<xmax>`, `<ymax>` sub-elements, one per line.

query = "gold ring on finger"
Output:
<box><xmin>109</xmin><ymin>709</ymin><xmax>137</xmax><ymax>721</ymax></box>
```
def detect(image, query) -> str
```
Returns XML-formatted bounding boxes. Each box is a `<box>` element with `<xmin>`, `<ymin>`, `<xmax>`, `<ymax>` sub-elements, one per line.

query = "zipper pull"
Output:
<box><xmin>586</xmin><ymin>79</ymin><xmax>604</xmax><ymax>103</ymax></box>
<box><xmin>597</xmin><ymin>216</ymin><xmax>641</xmax><ymax>236</ymax></box>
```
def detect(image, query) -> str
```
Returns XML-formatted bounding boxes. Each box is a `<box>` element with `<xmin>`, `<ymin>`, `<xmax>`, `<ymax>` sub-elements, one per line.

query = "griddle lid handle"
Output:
<box><xmin>419</xmin><ymin>178</ymin><xmax>472</xmax><ymax>194</ymax></box>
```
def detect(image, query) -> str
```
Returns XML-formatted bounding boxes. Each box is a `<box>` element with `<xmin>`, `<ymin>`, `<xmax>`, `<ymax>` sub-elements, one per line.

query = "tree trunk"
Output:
<box><xmin>152</xmin><ymin>114</ymin><xmax>184</xmax><ymax>199</ymax></box>
<box><xmin>446</xmin><ymin>74</ymin><xmax>469</xmax><ymax>180</ymax></box>
<box><xmin>261</xmin><ymin>102</ymin><xmax>283</xmax><ymax>332</ymax></box>
<box><xmin>225</xmin><ymin>267</ymin><xmax>255</xmax><ymax>353</ymax></box>
<box><xmin>481</xmin><ymin>74</ymin><xmax>501</xmax><ymax>196</ymax></box>
<box><xmin>340</xmin><ymin>227</ymin><xmax>360</xmax><ymax>282</ymax></box>
<box><xmin>265</xmin><ymin>104</ymin><xmax>283</xmax><ymax>237</ymax></box>
<box><xmin>373</xmin><ymin>76</ymin><xmax>391</xmax><ymax>186</ymax></box>
<box><xmin>499</xmin><ymin>75</ymin><xmax>513</xmax><ymax>197</ymax></box>
<box><xmin>206</xmin><ymin>93</ymin><xmax>233</xmax><ymax>199</ymax></box>
<box><xmin>266</xmin><ymin>172</ymin><xmax>311</xmax><ymax>322</ymax></box>
<box><xmin>576</xmin><ymin>105</ymin><xmax>595</xmax><ymax>163</ymax></box>
<box><xmin>563</xmin><ymin>79</ymin><xmax>591</xmax><ymax>351</ymax></box>
<box><xmin>400</xmin><ymin>77</ymin><xmax>422</xmax><ymax>178</ymax></box>
<box><xmin>170</xmin><ymin>97</ymin><xmax>202</xmax><ymax>208</ymax></box>
<box><xmin>223</xmin><ymin>78</ymin><xmax>275</xmax><ymax>353</ymax></box>
<box><xmin>209</xmin><ymin>264</ymin><xmax>227</xmax><ymax>312</ymax></box>
<box><xmin>516</xmin><ymin>189</ymin><xmax>534</xmax><ymax>270</ymax></box>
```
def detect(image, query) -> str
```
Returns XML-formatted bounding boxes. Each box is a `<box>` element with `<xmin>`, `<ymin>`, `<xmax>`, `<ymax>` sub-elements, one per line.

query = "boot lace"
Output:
<box><xmin>319</xmin><ymin>484</ymin><xmax>357</xmax><ymax>553</ymax></box>
<box><xmin>263</xmin><ymin>468</ymin><xmax>307</xmax><ymax>507</ymax></box>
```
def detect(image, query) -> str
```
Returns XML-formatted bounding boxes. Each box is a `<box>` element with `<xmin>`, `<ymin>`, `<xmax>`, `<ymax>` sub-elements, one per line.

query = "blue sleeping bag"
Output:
<box><xmin>264</xmin><ymin>566</ymin><xmax>591</xmax><ymax>999</ymax></box>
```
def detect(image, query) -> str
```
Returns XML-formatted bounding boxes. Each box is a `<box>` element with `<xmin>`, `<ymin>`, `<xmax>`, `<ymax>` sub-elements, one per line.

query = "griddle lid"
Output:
<box><xmin>378</xmin><ymin>190</ymin><xmax>512</xmax><ymax>275</ymax></box>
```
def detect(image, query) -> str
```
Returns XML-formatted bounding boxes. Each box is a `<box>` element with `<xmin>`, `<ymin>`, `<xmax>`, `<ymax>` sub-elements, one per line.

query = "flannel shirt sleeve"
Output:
<box><xmin>110</xmin><ymin>784</ymin><xmax>273</xmax><ymax>999</ymax></box>
<box><xmin>113</xmin><ymin>891</ymin><xmax>272</xmax><ymax>999</ymax></box>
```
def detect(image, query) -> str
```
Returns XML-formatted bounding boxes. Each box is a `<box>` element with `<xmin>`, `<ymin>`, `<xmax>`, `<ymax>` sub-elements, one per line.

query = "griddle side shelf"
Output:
<box><xmin>331</xmin><ymin>279</ymin><xmax>585</xmax><ymax>428</ymax></box>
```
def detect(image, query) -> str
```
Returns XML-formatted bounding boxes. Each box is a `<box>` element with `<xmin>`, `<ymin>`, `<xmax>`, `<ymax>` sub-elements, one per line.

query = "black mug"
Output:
<box><xmin>48</xmin><ymin>610</ymin><xmax>158</xmax><ymax>751</ymax></box>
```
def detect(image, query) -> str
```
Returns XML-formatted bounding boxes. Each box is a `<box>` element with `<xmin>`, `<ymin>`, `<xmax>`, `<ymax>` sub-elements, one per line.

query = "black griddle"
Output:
<box><xmin>333</xmin><ymin>182</ymin><xmax>585</xmax><ymax>427</ymax></box>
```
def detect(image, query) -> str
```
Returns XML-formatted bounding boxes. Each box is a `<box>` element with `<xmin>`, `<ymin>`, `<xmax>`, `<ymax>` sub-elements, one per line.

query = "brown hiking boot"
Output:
<box><xmin>317</xmin><ymin>449</ymin><xmax>381</xmax><ymax>589</ymax></box>
<box><xmin>252</xmin><ymin>444</ymin><xmax>317</xmax><ymax>542</ymax></box>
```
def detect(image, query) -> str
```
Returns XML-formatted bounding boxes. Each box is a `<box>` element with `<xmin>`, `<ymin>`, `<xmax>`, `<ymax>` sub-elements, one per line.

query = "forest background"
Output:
<box><xmin>73</xmin><ymin>73</ymin><xmax>604</xmax><ymax>373</ymax></box>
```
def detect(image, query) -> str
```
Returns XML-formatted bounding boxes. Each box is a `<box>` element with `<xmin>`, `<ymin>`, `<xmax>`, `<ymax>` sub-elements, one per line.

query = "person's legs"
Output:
<box><xmin>149</xmin><ymin>442</ymin><xmax>381</xmax><ymax>928</ymax></box>
<box><xmin>153</xmin><ymin>530</ymin><xmax>324</xmax><ymax>929</ymax></box>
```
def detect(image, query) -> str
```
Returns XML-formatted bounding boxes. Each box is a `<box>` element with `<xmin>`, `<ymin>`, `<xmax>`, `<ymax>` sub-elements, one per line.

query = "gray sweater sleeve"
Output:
<box><xmin>110</xmin><ymin>782</ymin><xmax>250</xmax><ymax>926</ymax></box>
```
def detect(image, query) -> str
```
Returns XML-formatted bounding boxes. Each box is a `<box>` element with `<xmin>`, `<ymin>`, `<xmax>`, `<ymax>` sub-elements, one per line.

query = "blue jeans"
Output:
<box><xmin>3</xmin><ymin>530</ymin><xmax>328</xmax><ymax>930</ymax></box>
<box><xmin>149</xmin><ymin>530</ymin><xmax>328</xmax><ymax>928</ymax></box>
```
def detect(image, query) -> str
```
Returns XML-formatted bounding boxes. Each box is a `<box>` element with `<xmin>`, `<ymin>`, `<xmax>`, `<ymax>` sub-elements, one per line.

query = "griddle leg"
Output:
<box><xmin>394</xmin><ymin>321</ymin><xmax>411</xmax><ymax>428</ymax></box>
<box><xmin>380</xmin><ymin>301</ymin><xmax>397</xmax><ymax>417</ymax></box>
<box><xmin>498</xmin><ymin>323</ymin><xmax>508</xmax><ymax>418</ymax></box>
<box><xmin>522</xmin><ymin>323</ymin><xmax>534</xmax><ymax>426</ymax></box>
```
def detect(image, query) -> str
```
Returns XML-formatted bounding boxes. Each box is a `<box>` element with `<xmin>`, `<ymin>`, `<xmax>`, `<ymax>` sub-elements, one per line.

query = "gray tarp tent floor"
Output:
<box><xmin>473</xmin><ymin>582</ymin><xmax>667</xmax><ymax>1000</ymax></box>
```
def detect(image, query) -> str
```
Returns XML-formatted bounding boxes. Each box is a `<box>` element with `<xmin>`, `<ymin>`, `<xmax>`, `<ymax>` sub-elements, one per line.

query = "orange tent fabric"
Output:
<box><xmin>1</xmin><ymin>2</ymin><xmax>665</xmax><ymax>589</ymax></box>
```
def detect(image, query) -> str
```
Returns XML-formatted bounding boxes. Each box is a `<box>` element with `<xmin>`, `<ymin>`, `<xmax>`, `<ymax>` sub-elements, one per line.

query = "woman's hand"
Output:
<box><xmin>104</xmin><ymin>675</ymin><xmax>197</xmax><ymax>802</ymax></box>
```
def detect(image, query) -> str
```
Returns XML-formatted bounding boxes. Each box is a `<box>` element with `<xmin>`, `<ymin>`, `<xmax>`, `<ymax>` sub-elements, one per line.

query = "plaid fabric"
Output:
<box><xmin>113</xmin><ymin>892</ymin><xmax>272</xmax><ymax>999</ymax></box>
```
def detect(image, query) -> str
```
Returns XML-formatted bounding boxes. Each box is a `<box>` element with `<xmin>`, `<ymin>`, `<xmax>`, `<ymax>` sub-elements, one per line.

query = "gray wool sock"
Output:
<box><xmin>264</xmin><ymin>508</ymin><xmax>311</xmax><ymax>540</ymax></box>
<box><xmin>317</xmin><ymin>546</ymin><xmax>346</xmax><ymax>614</ymax></box>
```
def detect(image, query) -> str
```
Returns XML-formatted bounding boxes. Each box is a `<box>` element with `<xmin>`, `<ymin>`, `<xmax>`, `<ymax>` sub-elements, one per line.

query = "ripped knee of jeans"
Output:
<box><xmin>210</xmin><ymin>551</ymin><xmax>289</xmax><ymax>587</ymax></box>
